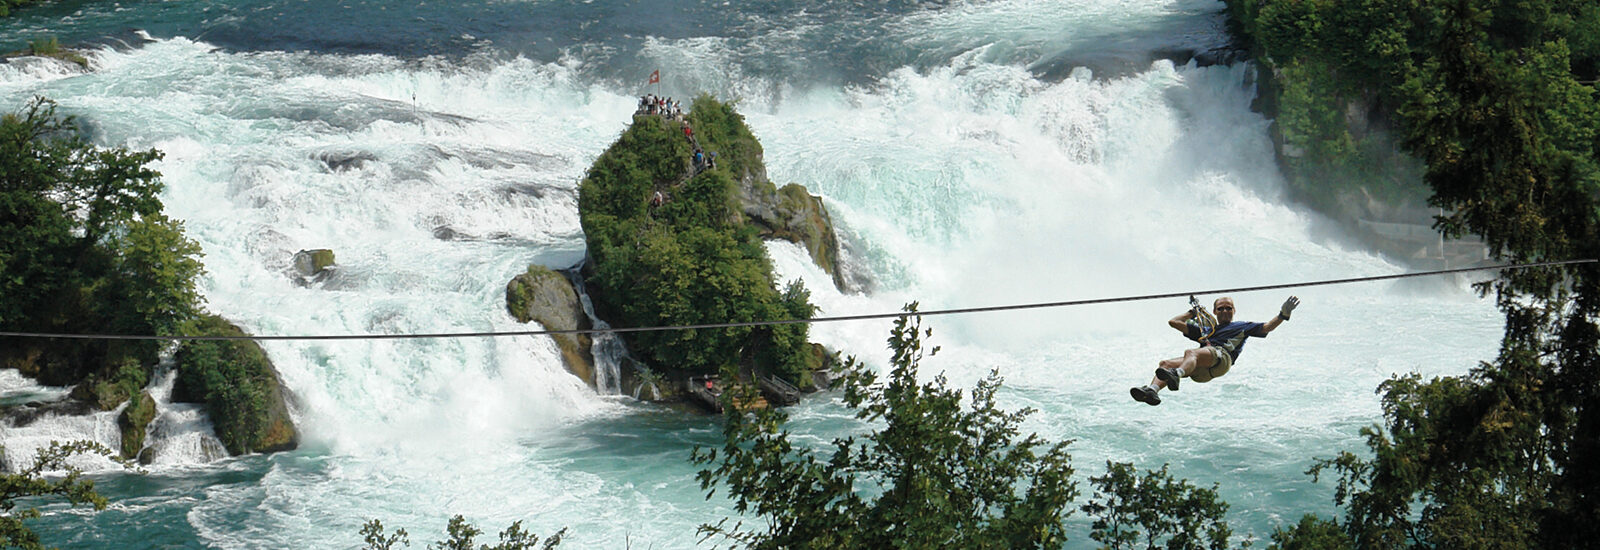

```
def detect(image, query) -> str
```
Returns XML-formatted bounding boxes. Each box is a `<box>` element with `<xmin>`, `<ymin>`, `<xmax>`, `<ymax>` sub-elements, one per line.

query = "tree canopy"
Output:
<box><xmin>0</xmin><ymin>96</ymin><xmax>205</xmax><ymax>393</ymax></box>
<box><xmin>1224</xmin><ymin>0</ymin><xmax>1600</xmax><ymax>547</ymax></box>
<box><xmin>694</xmin><ymin>308</ymin><xmax>1241</xmax><ymax>549</ymax></box>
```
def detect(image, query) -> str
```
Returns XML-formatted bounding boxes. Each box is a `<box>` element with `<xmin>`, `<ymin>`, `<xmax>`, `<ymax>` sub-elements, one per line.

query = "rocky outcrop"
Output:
<box><xmin>1246</xmin><ymin>61</ymin><xmax>1487</xmax><ymax>269</ymax></box>
<box><xmin>739</xmin><ymin>179</ymin><xmax>847</xmax><ymax>290</ymax></box>
<box><xmin>172</xmin><ymin>314</ymin><xmax>298</xmax><ymax>455</ymax></box>
<box><xmin>506</xmin><ymin>265</ymin><xmax>597</xmax><ymax>387</ymax></box>
<box><xmin>117</xmin><ymin>391</ymin><xmax>156</xmax><ymax>460</ymax></box>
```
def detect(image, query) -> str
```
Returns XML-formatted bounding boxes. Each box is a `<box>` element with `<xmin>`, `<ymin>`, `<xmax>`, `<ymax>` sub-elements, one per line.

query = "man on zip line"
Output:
<box><xmin>1130</xmin><ymin>295</ymin><xmax>1299</xmax><ymax>406</ymax></box>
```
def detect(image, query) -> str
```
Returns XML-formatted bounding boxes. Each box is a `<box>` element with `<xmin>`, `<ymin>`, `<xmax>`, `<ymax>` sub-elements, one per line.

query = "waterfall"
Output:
<box><xmin>139</xmin><ymin>357</ymin><xmax>230</xmax><ymax>466</ymax></box>
<box><xmin>565</xmin><ymin>268</ymin><xmax>632</xmax><ymax>396</ymax></box>
<box><xmin>0</xmin><ymin>353</ymin><xmax>227</xmax><ymax>473</ymax></box>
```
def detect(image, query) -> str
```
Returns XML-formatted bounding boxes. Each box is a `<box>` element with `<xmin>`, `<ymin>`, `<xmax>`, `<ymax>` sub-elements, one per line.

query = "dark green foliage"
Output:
<box><xmin>173</xmin><ymin>315</ymin><xmax>278</xmax><ymax>456</ymax></box>
<box><xmin>360</xmin><ymin>516</ymin><xmax>564</xmax><ymax>550</ymax></box>
<box><xmin>0</xmin><ymin>96</ymin><xmax>204</xmax><ymax>402</ymax></box>
<box><xmin>692</xmin><ymin>307</ymin><xmax>1078</xmax><ymax>549</ymax></box>
<box><xmin>0</xmin><ymin>441</ymin><xmax>114</xmax><ymax>550</ymax></box>
<box><xmin>1267</xmin><ymin>515</ymin><xmax>1354</xmax><ymax>550</ymax></box>
<box><xmin>1081</xmin><ymin>462</ymin><xmax>1234</xmax><ymax>550</ymax></box>
<box><xmin>685</xmin><ymin>93</ymin><xmax>764</xmax><ymax>182</ymax></box>
<box><xmin>1226</xmin><ymin>1</ymin><xmax>1600</xmax><ymax>548</ymax></box>
<box><xmin>0</xmin><ymin>0</ymin><xmax>41</xmax><ymax>17</ymax></box>
<box><xmin>361</xmin><ymin>519</ymin><xmax>410</xmax><ymax>550</ymax></box>
<box><xmin>578</xmin><ymin>97</ymin><xmax>814</xmax><ymax>380</ymax></box>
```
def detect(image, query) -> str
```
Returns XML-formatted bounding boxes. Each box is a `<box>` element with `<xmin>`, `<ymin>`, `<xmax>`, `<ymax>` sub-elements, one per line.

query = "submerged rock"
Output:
<box><xmin>292</xmin><ymin>249</ymin><xmax>339</xmax><ymax>286</ymax></box>
<box><xmin>293</xmin><ymin>249</ymin><xmax>336</xmax><ymax>277</ymax></box>
<box><xmin>313</xmin><ymin>149</ymin><xmax>379</xmax><ymax>172</ymax></box>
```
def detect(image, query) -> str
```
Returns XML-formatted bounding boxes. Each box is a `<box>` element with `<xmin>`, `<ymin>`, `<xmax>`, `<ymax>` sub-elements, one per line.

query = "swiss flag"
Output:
<box><xmin>648</xmin><ymin>70</ymin><xmax>660</xmax><ymax>84</ymax></box>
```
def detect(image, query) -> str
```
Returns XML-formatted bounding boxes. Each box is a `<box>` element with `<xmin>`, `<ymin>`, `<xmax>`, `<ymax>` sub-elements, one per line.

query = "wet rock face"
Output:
<box><xmin>506</xmin><ymin>265</ymin><xmax>595</xmax><ymax>386</ymax></box>
<box><xmin>313</xmin><ymin>149</ymin><xmax>379</xmax><ymax>172</ymax></box>
<box><xmin>737</xmin><ymin>177</ymin><xmax>847</xmax><ymax>291</ymax></box>
<box><xmin>292</xmin><ymin>249</ymin><xmax>338</xmax><ymax>285</ymax></box>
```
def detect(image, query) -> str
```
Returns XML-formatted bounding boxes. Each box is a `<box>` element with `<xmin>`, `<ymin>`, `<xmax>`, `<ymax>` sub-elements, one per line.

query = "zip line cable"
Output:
<box><xmin>1</xmin><ymin>258</ymin><xmax>1593</xmax><ymax>342</ymax></box>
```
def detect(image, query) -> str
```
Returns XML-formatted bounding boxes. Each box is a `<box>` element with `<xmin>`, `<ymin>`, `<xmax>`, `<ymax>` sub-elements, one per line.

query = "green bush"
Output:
<box><xmin>173</xmin><ymin>314</ymin><xmax>278</xmax><ymax>455</ymax></box>
<box><xmin>685</xmin><ymin>94</ymin><xmax>764</xmax><ymax>181</ymax></box>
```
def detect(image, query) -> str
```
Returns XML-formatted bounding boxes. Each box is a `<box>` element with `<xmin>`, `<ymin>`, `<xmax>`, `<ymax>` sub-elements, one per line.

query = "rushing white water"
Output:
<box><xmin>0</xmin><ymin>3</ymin><xmax>1503</xmax><ymax>547</ymax></box>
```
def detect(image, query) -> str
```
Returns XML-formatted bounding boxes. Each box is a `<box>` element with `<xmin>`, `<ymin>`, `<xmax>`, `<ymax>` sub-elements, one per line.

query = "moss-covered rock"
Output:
<box><xmin>3</xmin><ymin>36</ymin><xmax>90</xmax><ymax>69</ymax></box>
<box><xmin>506</xmin><ymin>264</ymin><xmax>596</xmax><ymax>386</ymax></box>
<box><xmin>117</xmin><ymin>391</ymin><xmax>156</xmax><ymax>460</ymax></box>
<box><xmin>172</xmin><ymin>314</ymin><xmax>298</xmax><ymax>455</ymax></box>
<box><xmin>578</xmin><ymin>95</ymin><xmax>826</xmax><ymax>382</ymax></box>
<box><xmin>69</xmin><ymin>355</ymin><xmax>149</xmax><ymax>411</ymax></box>
<box><xmin>293</xmin><ymin>249</ymin><xmax>337</xmax><ymax>278</ymax></box>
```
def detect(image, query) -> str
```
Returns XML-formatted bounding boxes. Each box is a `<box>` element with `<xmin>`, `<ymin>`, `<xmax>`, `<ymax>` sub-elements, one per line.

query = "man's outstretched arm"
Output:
<box><xmin>1259</xmin><ymin>296</ymin><xmax>1299</xmax><ymax>334</ymax></box>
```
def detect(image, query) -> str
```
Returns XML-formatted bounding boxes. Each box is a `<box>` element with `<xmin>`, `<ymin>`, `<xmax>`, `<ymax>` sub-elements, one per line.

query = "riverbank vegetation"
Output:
<box><xmin>1221</xmin><ymin>1</ymin><xmax>1600</xmax><ymax>547</ymax></box>
<box><xmin>696</xmin><ymin>310</ymin><xmax>1236</xmax><ymax>549</ymax></box>
<box><xmin>0</xmin><ymin>0</ymin><xmax>40</xmax><ymax>17</ymax></box>
<box><xmin>0</xmin><ymin>97</ymin><xmax>204</xmax><ymax>408</ymax></box>
<box><xmin>1227</xmin><ymin>0</ymin><xmax>1599</xmax><ymax>224</ymax></box>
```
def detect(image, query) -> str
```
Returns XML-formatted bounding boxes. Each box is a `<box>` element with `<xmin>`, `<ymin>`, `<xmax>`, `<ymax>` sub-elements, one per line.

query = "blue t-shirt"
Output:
<box><xmin>1185</xmin><ymin>320</ymin><xmax>1267</xmax><ymax>362</ymax></box>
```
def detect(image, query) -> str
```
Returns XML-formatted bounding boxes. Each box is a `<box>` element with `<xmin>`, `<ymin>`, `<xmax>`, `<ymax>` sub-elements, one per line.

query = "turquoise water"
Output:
<box><xmin>1</xmin><ymin>1</ymin><xmax>1502</xmax><ymax>547</ymax></box>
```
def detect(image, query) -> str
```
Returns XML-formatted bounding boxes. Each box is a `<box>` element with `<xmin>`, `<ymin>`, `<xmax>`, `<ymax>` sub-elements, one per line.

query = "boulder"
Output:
<box><xmin>506</xmin><ymin>265</ymin><xmax>597</xmax><ymax>387</ymax></box>
<box><xmin>172</xmin><ymin>314</ymin><xmax>299</xmax><ymax>455</ymax></box>
<box><xmin>292</xmin><ymin>249</ymin><xmax>336</xmax><ymax>279</ymax></box>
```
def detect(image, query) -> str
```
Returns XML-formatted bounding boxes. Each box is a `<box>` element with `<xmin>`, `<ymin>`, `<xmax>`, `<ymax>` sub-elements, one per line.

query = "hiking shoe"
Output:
<box><xmin>1156</xmin><ymin>367</ymin><xmax>1182</xmax><ymax>391</ymax></box>
<box><xmin>1130</xmin><ymin>386</ymin><xmax>1161</xmax><ymax>406</ymax></box>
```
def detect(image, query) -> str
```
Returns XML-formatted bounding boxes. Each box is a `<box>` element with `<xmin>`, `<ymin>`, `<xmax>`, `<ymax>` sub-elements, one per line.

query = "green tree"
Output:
<box><xmin>1266</xmin><ymin>515</ymin><xmax>1353</xmax><ymax>550</ymax></box>
<box><xmin>1227</xmin><ymin>1</ymin><xmax>1600</xmax><ymax>548</ymax></box>
<box><xmin>0</xmin><ymin>441</ymin><xmax>116</xmax><ymax>550</ymax></box>
<box><xmin>0</xmin><ymin>96</ymin><xmax>204</xmax><ymax>391</ymax></box>
<box><xmin>1081</xmin><ymin>462</ymin><xmax>1234</xmax><ymax>550</ymax></box>
<box><xmin>359</xmin><ymin>516</ymin><xmax>564</xmax><ymax>550</ymax></box>
<box><xmin>692</xmin><ymin>306</ymin><xmax>1078</xmax><ymax>549</ymax></box>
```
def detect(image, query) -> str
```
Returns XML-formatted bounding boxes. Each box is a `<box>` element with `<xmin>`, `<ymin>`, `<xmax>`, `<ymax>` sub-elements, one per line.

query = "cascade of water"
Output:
<box><xmin>139</xmin><ymin>358</ymin><xmax>230</xmax><ymax>466</ymax></box>
<box><xmin>566</xmin><ymin>268</ymin><xmax>630</xmax><ymax>396</ymax></box>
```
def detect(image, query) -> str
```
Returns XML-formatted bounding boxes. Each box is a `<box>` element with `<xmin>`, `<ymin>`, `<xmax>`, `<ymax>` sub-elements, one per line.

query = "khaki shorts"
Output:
<box><xmin>1190</xmin><ymin>346</ymin><xmax>1232</xmax><ymax>383</ymax></box>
